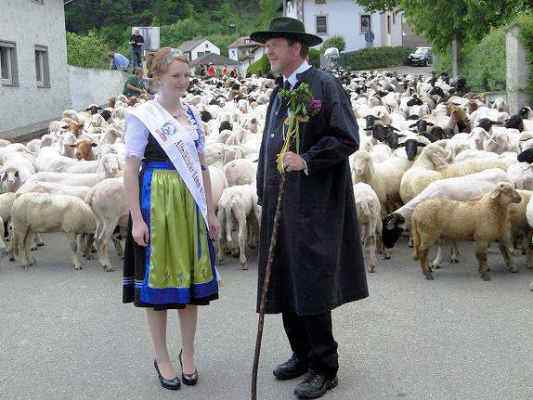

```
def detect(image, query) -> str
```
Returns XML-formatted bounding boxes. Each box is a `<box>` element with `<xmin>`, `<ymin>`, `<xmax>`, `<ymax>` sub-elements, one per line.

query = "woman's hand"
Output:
<box><xmin>132</xmin><ymin>219</ymin><xmax>150</xmax><ymax>247</ymax></box>
<box><xmin>207</xmin><ymin>212</ymin><xmax>220</xmax><ymax>241</ymax></box>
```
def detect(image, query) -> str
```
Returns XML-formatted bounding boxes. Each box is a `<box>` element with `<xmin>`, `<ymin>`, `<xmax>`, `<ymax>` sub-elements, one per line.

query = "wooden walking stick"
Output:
<box><xmin>251</xmin><ymin>171</ymin><xmax>287</xmax><ymax>400</ymax></box>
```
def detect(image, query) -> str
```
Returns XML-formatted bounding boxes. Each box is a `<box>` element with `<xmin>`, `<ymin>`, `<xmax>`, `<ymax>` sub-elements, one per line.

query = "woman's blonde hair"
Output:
<box><xmin>146</xmin><ymin>47</ymin><xmax>189</xmax><ymax>79</ymax></box>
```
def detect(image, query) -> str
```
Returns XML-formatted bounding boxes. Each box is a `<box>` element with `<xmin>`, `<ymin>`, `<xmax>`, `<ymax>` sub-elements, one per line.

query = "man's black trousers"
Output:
<box><xmin>282</xmin><ymin>311</ymin><xmax>339</xmax><ymax>378</ymax></box>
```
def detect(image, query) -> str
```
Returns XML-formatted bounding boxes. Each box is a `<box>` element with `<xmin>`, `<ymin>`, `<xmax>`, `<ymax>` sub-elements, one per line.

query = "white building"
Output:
<box><xmin>284</xmin><ymin>0</ymin><xmax>404</xmax><ymax>51</ymax></box>
<box><xmin>179</xmin><ymin>38</ymin><xmax>220</xmax><ymax>62</ymax></box>
<box><xmin>228</xmin><ymin>37</ymin><xmax>264</xmax><ymax>76</ymax></box>
<box><xmin>0</xmin><ymin>0</ymin><xmax>70</xmax><ymax>134</ymax></box>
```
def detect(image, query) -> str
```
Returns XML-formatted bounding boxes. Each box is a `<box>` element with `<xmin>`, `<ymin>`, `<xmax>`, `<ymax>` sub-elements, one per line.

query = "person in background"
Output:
<box><xmin>109</xmin><ymin>51</ymin><xmax>130</xmax><ymax>71</ymax></box>
<box><xmin>222</xmin><ymin>65</ymin><xmax>228</xmax><ymax>77</ymax></box>
<box><xmin>130</xmin><ymin>28</ymin><xmax>145</xmax><ymax>69</ymax></box>
<box><xmin>230</xmin><ymin>67</ymin><xmax>238</xmax><ymax>79</ymax></box>
<box><xmin>207</xmin><ymin>63</ymin><xmax>216</xmax><ymax>78</ymax></box>
<box><xmin>123</xmin><ymin>67</ymin><xmax>147</xmax><ymax>97</ymax></box>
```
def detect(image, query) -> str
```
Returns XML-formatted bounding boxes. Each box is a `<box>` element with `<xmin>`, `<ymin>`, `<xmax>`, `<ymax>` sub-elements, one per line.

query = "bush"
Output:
<box><xmin>516</xmin><ymin>12</ymin><xmax>533</xmax><ymax>101</ymax></box>
<box><xmin>67</xmin><ymin>31</ymin><xmax>110</xmax><ymax>69</ymax></box>
<box><xmin>321</xmin><ymin>35</ymin><xmax>346</xmax><ymax>53</ymax></box>
<box><xmin>247</xmin><ymin>54</ymin><xmax>271</xmax><ymax>76</ymax></box>
<box><xmin>340</xmin><ymin>46</ymin><xmax>414</xmax><ymax>71</ymax></box>
<box><xmin>309</xmin><ymin>48</ymin><xmax>321</xmax><ymax>68</ymax></box>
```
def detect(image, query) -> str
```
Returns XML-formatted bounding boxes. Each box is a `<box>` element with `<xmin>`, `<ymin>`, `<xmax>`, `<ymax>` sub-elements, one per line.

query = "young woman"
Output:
<box><xmin>122</xmin><ymin>47</ymin><xmax>220</xmax><ymax>391</ymax></box>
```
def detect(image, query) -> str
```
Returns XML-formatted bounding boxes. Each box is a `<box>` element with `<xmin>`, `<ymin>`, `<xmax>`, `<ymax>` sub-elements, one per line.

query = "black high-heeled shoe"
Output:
<box><xmin>153</xmin><ymin>359</ymin><xmax>181</xmax><ymax>390</ymax></box>
<box><xmin>179</xmin><ymin>349</ymin><xmax>199</xmax><ymax>386</ymax></box>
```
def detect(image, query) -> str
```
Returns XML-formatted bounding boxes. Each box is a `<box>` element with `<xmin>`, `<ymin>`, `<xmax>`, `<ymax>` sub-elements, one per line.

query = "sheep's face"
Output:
<box><xmin>491</xmin><ymin>183</ymin><xmax>521</xmax><ymax>204</ymax></box>
<box><xmin>103</xmin><ymin>155</ymin><xmax>121</xmax><ymax>177</ymax></box>
<box><xmin>353</xmin><ymin>154</ymin><xmax>370</xmax><ymax>178</ymax></box>
<box><xmin>0</xmin><ymin>169</ymin><xmax>20</xmax><ymax>192</ymax></box>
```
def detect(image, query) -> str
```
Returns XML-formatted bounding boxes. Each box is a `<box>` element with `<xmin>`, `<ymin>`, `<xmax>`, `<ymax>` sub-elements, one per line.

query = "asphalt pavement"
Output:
<box><xmin>1</xmin><ymin>233</ymin><xmax>532</xmax><ymax>400</ymax></box>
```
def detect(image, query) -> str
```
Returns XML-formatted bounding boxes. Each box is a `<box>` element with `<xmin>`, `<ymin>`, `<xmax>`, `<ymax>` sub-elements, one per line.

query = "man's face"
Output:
<box><xmin>265</xmin><ymin>37</ymin><xmax>299</xmax><ymax>74</ymax></box>
<box><xmin>134</xmin><ymin>29</ymin><xmax>139</xmax><ymax>35</ymax></box>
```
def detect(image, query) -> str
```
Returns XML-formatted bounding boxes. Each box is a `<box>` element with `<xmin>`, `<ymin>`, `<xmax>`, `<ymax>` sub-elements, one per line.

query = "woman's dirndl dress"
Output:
<box><xmin>122</xmin><ymin>104</ymin><xmax>219</xmax><ymax>310</ymax></box>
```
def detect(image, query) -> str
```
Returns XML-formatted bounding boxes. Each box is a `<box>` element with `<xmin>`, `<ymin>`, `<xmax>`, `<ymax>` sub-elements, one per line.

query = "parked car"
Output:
<box><xmin>408</xmin><ymin>47</ymin><xmax>432</xmax><ymax>66</ymax></box>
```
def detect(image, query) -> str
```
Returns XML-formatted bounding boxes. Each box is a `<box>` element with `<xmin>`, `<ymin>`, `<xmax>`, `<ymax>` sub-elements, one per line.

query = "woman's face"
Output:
<box><xmin>159</xmin><ymin>60</ymin><xmax>190</xmax><ymax>99</ymax></box>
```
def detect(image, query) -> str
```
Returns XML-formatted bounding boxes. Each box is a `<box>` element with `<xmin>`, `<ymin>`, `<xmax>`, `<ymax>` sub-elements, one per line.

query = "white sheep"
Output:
<box><xmin>11</xmin><ymin>193</ymin><xmax>97</xmax><ymax>270</ymax></box>
<box><xmin>85</xmin><ymin>178</ymin><xmax>128</xmax><ymax>271</ymax></box>
<box><xmin>217</xmin><ymin>184</ymin><xmax>261</xmax><ymax>270</ymax></box>
<box><xmin>223</xmin><ymin>159</ymin><xmax>257</xmax><ymax>187</ymax></box>
<box><xmin>353</xmin><ymin>183</ymin><xmax>382</xmax><ymax>273</ymax></box>
<box><xmin>411</xmin><ymin>182</ymin><xmax>522</xmax><ymax>281</ymax></box>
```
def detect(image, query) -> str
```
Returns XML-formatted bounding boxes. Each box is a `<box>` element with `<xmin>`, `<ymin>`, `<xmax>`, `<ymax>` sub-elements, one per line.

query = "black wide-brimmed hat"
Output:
<box><xmin>250</xmin><ymin>17</ymin><xmax>323</xmax><ymax>47</ymax></box>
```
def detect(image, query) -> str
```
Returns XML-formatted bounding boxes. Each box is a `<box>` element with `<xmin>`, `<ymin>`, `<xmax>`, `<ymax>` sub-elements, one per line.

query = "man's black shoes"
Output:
<box><xmin>273</xmin><ymin>354</ymin><xmax>308</xmax><ymax>380</ymax></box>
<box><xmin>294</xmin><ymin>371</ymin><xmax>338</xmax><ymax>399</ymax></box>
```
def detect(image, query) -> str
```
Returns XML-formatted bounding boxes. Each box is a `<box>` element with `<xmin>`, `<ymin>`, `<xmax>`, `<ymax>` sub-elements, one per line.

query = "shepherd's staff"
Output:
<box><xmin>251</xmin><ymin>170</ymin><xmax>287</xmax><ymax>400</ymax></box>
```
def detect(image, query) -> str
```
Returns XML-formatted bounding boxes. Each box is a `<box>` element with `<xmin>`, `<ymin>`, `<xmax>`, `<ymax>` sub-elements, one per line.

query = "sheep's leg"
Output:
<box><xmin>35</xmin><ymin>233</ymin><xmax>45</xmax><ymax>247</ymax></box>
<box><xmin>431</xmin><ymin>245</ymin><xmax>443</xmax><ymax>269</ymax></box>
<box><xmin>419</xmin><ymin>248</ymin><xmax>433</xmax><ymax>280</ymax></box>
<box><xmin>475</xmin><ymin>241</ymin><xmax>490</xmax><ymax>281</ymax></box>
<box><xmin>23</xmin><ymin>230</ymin><xmax>35</xmax><ymax>268</ymax></box>
<box><xmin>237</xmin><ymin>213</ymin><xmax>248</xmax><ymax>270</ymax></box>
<box><xmin>498</xmin><ymin>242</ymin><xmax>516</xmax><ymax>273</ymax></box>
<box><xmin>367</xmin><ymin>234</ymin><xmax>377</xmax><ymax>273</ymax></box>
<box><xmin>70</xmin><ymin>233</ymin><xmax>83</xmax><ymax>270</ymax></box>
<box><xmin>97</xmin><ymin>224</ymin><xmax>117</xmax><ymax>272</ymax></box>
<box><xmin>450</xmin><ymin>241</ymin><xmax>460</xmax><ymax>263</ymax></box>
<box><xmin>83</xmin><ymin>234</ymin><xmax>95</xmax><ymax>260</ymax></box>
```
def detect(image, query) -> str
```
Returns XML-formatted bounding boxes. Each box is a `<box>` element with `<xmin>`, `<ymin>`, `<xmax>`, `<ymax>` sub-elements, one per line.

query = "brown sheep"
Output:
<box><xmin>411</xmin><ymin>182</ymin><xmax>521</xmax><ymax>281</ymax></box>
<box><xmin>69</xmin><ymin>140</ymin><xmax>97</xmax><ymax>161</ymax></box>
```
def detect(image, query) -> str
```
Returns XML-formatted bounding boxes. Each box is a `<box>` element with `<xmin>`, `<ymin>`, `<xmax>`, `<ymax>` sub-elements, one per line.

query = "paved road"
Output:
<box><xmin>1</xmin><ymin>234</ymin><xmax>532</xmax><ymax>400</ymax></box>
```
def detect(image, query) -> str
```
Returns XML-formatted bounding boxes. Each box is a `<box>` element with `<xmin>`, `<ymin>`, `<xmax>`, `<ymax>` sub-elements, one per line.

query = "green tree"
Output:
<box><xmin>321</xmin><ymin>35</ymin><xmax>346</xmax><ymax>53</ymax></box>
<box><xmin>66</xmin><ymin>31</ymin><xmax>110</xmax><ymax>69</ymax></box>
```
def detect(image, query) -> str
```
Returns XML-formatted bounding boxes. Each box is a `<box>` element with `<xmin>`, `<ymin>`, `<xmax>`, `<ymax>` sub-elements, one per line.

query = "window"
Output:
<box><xmin>360</xmin><ymin>15</ymin><xmax>371</xmax><ymax>33</ymax></box>
<box><xmin>35</xmin><ymin>45</ymin><xmax>50</xmax><ymax>88</ymax></box>
<box><xmin>387</xmin><ymin>15</ymin><xmax>391</xmax><ymax>34</ymax></box>
<box><xmin>316</xmin><ymin>15</ymin><xmax>328</xmax><ymax>35</ymax></box>
<box><xmin>0</xmin><ymin>41</ymin><xmax>18</xmax><ymax>86</ymax></box>
<box><xmin>393</xmin><ymin>13</ymin><xmax>396</xmax><ymax>24</ymax></box>
<box><xmin>32</xmin><ymin>0</ymin><xmax>44</xmax><ymax>4</ymax></box>
<box><xmin>315</xmin><ymin>0</ymin><xmax>326</xmax><ymax>4</ymax></box>
<box><xmin>196</xmin><ymin>51</ymin><xmax>204</xmax><ymax>58</ymax></box>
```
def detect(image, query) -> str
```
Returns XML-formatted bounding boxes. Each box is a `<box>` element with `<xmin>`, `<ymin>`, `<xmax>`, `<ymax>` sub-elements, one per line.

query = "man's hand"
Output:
<box><xmin>282</xmin><ymin>152</ymin><xmax>307</xmax><ymax>173</ymax></box>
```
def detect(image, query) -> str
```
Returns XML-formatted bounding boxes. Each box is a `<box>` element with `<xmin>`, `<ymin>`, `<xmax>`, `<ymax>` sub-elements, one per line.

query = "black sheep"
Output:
<box><xmin>505</xmin><ymin>114</ymin><xmax>524</xmax><ymax>132</ymax></box>
<box><xmin>200</xmin><ymin>110</ymin><xmax>213</xmax><ymax>123</ymax></box>
<box><xmin>219</xmin><ymin>121</ymin><xmax>233</xmax><ymax>133</ymax></box>
<box><xmin>517</xmin><ymin>148</ymin><xmax>533</xmax><ymax>163</ymax></box>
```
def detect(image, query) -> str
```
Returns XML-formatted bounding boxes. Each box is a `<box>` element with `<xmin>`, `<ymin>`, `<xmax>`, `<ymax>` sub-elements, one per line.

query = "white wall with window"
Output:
<box><xmin>286</xmin><ymin>0</ymin><xmax>398</xmax><ymax>52</ymax></box>
<box><xmin>0</xmin><ymin>0</ymin><xmax>70</xmax><ymax>133</ymax></box>
<box><xmin>191</xmin><ymin>41</ymin><xmax>220</xmax><ymax>61</ymax></box>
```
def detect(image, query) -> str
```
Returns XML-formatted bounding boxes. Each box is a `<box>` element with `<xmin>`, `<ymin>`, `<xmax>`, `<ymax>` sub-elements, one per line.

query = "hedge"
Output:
<box><xmin>247</xmin><ymin>48</ymin><xmax>321</xmax><ymax>76</ymax></box>
<box><xmin>340</xmin><ymin>46</ymin><xmax>414</xmax><ymax>71</ymax></box>
<box><xmin>434</xmin><ymin>12</ymin><xmax>532</xmax><ymax>97</ymax></box>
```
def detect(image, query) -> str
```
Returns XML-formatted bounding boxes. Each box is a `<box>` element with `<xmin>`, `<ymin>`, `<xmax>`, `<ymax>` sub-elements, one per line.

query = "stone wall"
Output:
<box><xmin>68</xmin><ymin>66</ymin><xmax>128</xmax><ymax>111</ymax></box>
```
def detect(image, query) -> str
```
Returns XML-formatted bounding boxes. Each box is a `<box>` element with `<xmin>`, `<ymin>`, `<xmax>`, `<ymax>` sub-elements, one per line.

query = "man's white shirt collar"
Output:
<box><xmin>283</xmin><ymin>61</ymin><xmax>311</xmax><ymax>89</ymax></box>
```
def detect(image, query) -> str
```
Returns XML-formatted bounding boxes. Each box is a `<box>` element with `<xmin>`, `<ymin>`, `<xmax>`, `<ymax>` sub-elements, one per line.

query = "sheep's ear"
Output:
<box><xmin>417</xmin><ymin>142</ymin><xmax>427</xmax><ymax>147</ymax></box>
<box><xmin>14</xmin><ymin>170</ymin><xmax>19</xmax><ymax>178</ymax></box>
<box><xmin>489</xmin><ymin>189</ymin><xmax>501</xmax><ymax>200</ymax></box>
<box><xmin>91</xmin><ymin>143</ymin><xmax>98</xmax><ymax>147</ymax></box>
<box><xmin>67</xmin><ymin>144</ymin><xmax>77</xmax><ymax>148</ymax></box>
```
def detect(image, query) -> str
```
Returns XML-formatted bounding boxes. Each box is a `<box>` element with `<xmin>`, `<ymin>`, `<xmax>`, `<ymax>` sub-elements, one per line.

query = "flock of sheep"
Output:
<box><xmin>1</xmin><ymin>70</ymin><xmax>532</xmax><ymax>291</ymax></box>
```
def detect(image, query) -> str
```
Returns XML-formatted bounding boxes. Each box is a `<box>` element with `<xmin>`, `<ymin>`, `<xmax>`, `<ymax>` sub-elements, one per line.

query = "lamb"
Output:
<box><xmin>353</xmin><ymin>183</ymin><xmax>382</xmax><ymax>273</ymax></box>
<box><xmin>506</xmin><ymin>190</ymin><xmax>533</xmax><ymax>269</ymax></box>
<box><xmin>0</xmin><ymin>167</ymin><xmax>24</xmax><ymax>193</ymax></box>
<box><xmin>11</xmin><ymin>193</ymin><xmax>97</xmax><ymax>270</ymax></box>
<box><xmin>217</xmin><ymin>184</ymin><xmax>261</xmax><ymax>270</ymax></box>
<box><xmin>85</xmin><ymin>178</ymin><xmax>128</xmax><ymax>271</ymax></box>
<box><xmin>64</xmin><ymin>153</ymin><xmax>122</xmax><ymax>175</ymax></box>
<box><xmin>411</xmin><ymin>182</ymin><xmax>521</xmax><ymax>281</ymax></box>
<box><xmin>70</xmin><ymin>139</ymin><xmax>97</xmax><ymax>161</ymax></box>
<box><xmin>208</xmin><ymin>166</ymin><xmax>228</xmax><ymax>210</ymax></box>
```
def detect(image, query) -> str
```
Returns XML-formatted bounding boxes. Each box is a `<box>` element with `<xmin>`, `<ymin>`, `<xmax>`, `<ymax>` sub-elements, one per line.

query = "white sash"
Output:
<box><xmin>128</xmin><ymin>99</ymin><xmax>208</xmax><ymax>227</ymax></box>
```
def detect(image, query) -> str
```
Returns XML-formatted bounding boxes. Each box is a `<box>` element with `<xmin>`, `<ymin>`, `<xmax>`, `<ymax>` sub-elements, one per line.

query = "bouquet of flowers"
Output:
<box><xmin>276</xmin><ymin>83</ymin><xmax>321</xmax><ymax>173</ymax></box>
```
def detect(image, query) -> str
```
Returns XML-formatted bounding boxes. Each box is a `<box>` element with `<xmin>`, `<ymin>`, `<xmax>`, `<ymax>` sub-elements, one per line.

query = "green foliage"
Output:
<box><xmin>516</xmin><ymin>12</ymin><xmax>533</xmax><ymax>99</ymax></box>
<box><xmin>462</xmin><ymin>28</ymin><xmax>506</xmax><ymax>92</ymax></box>
<box><xmin>247</xmin><ymin>54</ymin><xmax>271</xmax><ymax>76</ymax></box>
<box><xmin>309</xmin><ymin>49</ymin><xmax>321</xmax><ymax>68</ymax></box>
<box><xmin>66</xmin><ymin>31</ymin><xmax>110</xmax><ymax>69</ymax></box>
<box><xmin>340</xmin><ymin>47</ymin><xmax>413</xmax><ymax>71</ymax></box>
<box><xmin>321</xmin><ymin>36</ymin><xmax>346</xmax><ymax>53</ymax></box>
<box><xmin>354</xmin><ymin>0</ymin><xmax>531</xmax><ymax>52</ymax></box>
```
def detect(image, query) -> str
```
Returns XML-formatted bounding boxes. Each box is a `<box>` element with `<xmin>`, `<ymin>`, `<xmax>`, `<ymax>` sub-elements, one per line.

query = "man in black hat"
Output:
<box><xmin>252</xmin><ymin>17</ymin><xmax>368</xmax><ymax>399</ymax></box>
